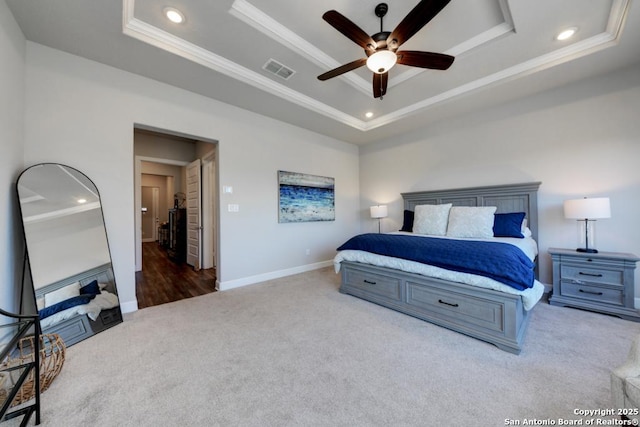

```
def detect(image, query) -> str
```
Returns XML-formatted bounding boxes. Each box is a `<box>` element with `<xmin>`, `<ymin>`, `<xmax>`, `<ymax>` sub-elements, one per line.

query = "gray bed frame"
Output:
<box><xmin>339</xmin><ymin>182</ymin><xmax>541</xmax><ymax>354</ymax></box>
<box><xmin>36</xmin><ymin>262</ymin><xmax>122</xmax><ymax>347</ymax></box>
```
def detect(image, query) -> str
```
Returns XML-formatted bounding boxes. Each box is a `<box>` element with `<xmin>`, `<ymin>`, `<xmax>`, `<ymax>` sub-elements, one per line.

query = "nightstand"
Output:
<box><xmin>549</xmin><ymin>248</ymin><xmax>640</xmax><ymax>321</ymax></box>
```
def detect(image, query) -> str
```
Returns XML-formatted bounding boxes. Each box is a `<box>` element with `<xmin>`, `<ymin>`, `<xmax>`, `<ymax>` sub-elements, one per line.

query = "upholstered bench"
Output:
<box><xmin>612</xmin><ymin>335</ymin><xmax>640</xmax><ymax>422</ymax></box>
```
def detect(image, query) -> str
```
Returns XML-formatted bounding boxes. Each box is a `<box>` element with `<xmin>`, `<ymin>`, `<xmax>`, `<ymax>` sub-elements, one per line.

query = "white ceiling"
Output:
<box><xmin>18</xmin><ymin>164</ymin><xmax>101</xmax><ymax>222</ymax></box>
<box><xmin>6</xmin><ymin>0</ymin><xmax>640</xmax><ymax>145</ymax></box>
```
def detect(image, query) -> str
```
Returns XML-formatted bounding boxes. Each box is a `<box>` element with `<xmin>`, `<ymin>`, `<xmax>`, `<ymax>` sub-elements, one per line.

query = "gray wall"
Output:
<box><xmin>0</xmin><ymin>1</ymin><xmax>26</xmax><ymax>314</ymax></box>
<box><xmin>5</xmin><ymin>1</ymin><xmax>639</xmax><ymax>314</ymax></box>
<box><xmin>359</xmin><ymin>62</ymin><xmax>640</xmax><ymax>300</ymax></box>
<box><xmin>22</xmin><ymin>42</ymin><xmax>360</xmax><ymax>312</ymax></box>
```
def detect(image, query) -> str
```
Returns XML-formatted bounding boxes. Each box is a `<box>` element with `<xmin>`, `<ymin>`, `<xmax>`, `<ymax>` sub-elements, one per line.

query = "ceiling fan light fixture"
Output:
<box><xmin>366</xmin><ymin>50</ymin><xmax>397</xmax><ymax>74</ymax></box>
<box><xmin>164</xmin><ymin>7</ymin><xmax>185</xmax><ymax>24</ymax></box>
<box><xmin>318</xmin><ymin>1</ymin><xmax>454</xmax><ymax>98</ymax></box>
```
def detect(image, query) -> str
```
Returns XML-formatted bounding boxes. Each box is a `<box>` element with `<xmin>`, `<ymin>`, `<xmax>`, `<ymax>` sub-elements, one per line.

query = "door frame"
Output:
<box><xmin>134</xmin><ymin>156</ymin><xmax>189</xmax><ymax>271</ymax></box>
<box><xmin>133</xmin><ymin>125</ymin><xmax>220</xmax><ymax>277</ymax></box>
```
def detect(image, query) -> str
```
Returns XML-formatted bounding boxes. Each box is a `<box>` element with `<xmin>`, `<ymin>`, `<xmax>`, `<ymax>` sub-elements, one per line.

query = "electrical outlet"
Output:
<box><xmin>228</xmin><ymin>204</ymin><xmax>239</xmax><ymax>212</ymax></box>
<box><xmin>305</xmin><ymin>249</ymin><xmax>310</xmax><ymax>255</ymax></box>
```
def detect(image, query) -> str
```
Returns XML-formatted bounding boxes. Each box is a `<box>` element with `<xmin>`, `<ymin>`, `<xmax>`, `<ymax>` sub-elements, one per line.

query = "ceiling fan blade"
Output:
<box><xmin>386</xmin><ymin>0</ymin><xmax>451</xmax><ymax>49</ymax></box>
<box><xmin>323</xmin><ymin>10</ymin><xmax>377</xmax><ymax>51</ymax></box>
<box><xmin>396</xmin><ymin>51</ymin><xmax>454</xmax><ymax>70</ymax></box>
<box><xmin>373</xmin><ymin>72</ymin><xmax>388</xmax><ymax>98</ymax></box>
<box><xmin>317</xmin><ymin>58</ymin><xmax>367</xmax><ymax>81</ymax></box>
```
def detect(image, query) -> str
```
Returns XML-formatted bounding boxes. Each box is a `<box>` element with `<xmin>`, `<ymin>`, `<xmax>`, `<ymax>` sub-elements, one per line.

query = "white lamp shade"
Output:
<box><xmin>366</xmin><ymin>51</ymin><xmax>397</xmax><ymax>74</ymax></box>
<box><xmin>370</xmin><ymin>205</ymin><xmax>388</xmax><ymax>219</ymax></box>
<box><xmin>563</xmin><ymin>197</ymin><xmax>611</xmax><ymax>219</ymax></box>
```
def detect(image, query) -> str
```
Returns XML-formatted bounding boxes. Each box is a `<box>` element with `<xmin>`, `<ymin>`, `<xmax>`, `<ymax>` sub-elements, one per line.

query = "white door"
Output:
<box><xmin>202</xmin><ymin>158</ymin><xmax>216</xmax><ymax>269</ymax></box>
<box><xmin>186</xmin><ymin>159</ymin><xmax>201</xmax><ymax>269</ymax></box>
<box><xmin>141</xmin><ymin>186</ymin><xmax>159</xmax><ymax>243</ymax></box>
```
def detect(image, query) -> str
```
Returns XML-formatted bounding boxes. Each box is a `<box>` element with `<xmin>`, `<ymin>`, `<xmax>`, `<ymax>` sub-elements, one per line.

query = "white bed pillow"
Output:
<box><xmin>446</xmin><ymin>206</ymin><xmax>497</xmax><ymax>238</ymax></box>
<box><xmin>413</xmin><ymin>204</ymin><xmax>452</xmax><ymax>236</ymax></box>
<box><xmin>44</xmin><ymin>281</ymin><xmax>80</xmax><ymax>307</ymax></box>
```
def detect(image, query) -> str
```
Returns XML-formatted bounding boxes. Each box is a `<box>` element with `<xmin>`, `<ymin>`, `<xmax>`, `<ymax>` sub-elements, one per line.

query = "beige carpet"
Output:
<box><xmin>19</xmin><ymin>268</ymin><xmax>640</xmax><ymax>426</ymax></box>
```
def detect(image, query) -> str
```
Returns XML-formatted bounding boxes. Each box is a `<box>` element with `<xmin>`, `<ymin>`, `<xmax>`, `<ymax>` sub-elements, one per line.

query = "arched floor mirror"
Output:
<box><xmin>17</xmin><ymin>163</ymin><xmax>122</xmax><ymax>347</ymax></box>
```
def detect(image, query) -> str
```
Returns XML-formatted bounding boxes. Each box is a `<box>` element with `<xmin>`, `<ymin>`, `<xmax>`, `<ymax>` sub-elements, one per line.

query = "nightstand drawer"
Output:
<box><xmin>343</xmin><ymin>269</ymin><xmax>402</xmax><ymax>302</ymax></box>
<box><xmin>560</xmin><ymin>281</ymin><xmax>623</xmax><ymax>306</ymax></box>
<box><xmin>560</xmin><ymin>265</ymin><xmax>623</xmax><ymax>286</ymax></box>
<box><xmin>549</xmin><ymin>248</ymin><xmax>640</xmax><ymax>321</ymax></box>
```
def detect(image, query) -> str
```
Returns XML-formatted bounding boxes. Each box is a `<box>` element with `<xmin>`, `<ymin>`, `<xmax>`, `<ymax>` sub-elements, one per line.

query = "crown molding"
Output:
<box><xmin>122</xmin><ymin>0</ymin><xmax>366</xmax><ymax>130</ymax></box>
<box><xmin>363</xmin><ymin>26</ymin><xmax>625</xmax><ymax>131</ymax></box>
<box><xmin>389</xmin><ymin>20</ymin><xmax>515</xmax><ymax>88</ymax></box>
<box><xmin>23</xmin><ymin>202</ymin><xmax>101</xmax><ymax>224</ymax></box>
<box><xmin>230</xmin><ymin>0</ymin><xmax>516</xmax><ymax>93</ymax></box>
<box><xmin>123</xmin><ymin>0</ymin><xmax>629</xmax><ymax>134</ymax></box>
<box><xmin>229</xmin><ymin>0</ymin><xmax>371</xmax><ymax>95</ymax></box>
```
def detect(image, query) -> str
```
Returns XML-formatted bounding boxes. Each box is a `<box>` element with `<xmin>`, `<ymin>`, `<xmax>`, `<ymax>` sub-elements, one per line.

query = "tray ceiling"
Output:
<box><xmin>7</xmin><ymin>0</ymin><xmax>640</xmax><ymax>144</ymax></box>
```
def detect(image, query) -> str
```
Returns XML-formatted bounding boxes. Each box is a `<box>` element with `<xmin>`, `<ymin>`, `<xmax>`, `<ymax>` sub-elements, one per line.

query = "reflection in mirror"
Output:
<box><xmin>17</xmin><ymin>164</ymin><xmax>122</xmax><ymax>347</ymax></box>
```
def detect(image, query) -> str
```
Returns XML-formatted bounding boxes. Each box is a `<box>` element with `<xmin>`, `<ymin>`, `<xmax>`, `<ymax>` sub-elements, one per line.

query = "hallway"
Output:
<box><xmin>135</xmin><ymin>242</ymin><xmax>216</xmax><ymax>309</ymax></box>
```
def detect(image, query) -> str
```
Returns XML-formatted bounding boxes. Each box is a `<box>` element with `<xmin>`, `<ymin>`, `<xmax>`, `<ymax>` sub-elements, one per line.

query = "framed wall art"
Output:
<box><xmin>278</xmin><ymin>171</ymin><xmax>335</xmax><ymax>223</ymax></box>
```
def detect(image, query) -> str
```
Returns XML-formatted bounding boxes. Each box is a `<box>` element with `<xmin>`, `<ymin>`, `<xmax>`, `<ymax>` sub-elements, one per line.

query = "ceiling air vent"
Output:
<box><xmin>262</xmin><ymin>59</ymin><xmax>296</xmax><ymax>81</ymax></box>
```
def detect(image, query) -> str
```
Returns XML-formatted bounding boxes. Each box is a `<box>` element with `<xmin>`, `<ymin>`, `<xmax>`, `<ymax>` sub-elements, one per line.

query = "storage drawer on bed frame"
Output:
<box><xmin>405</xmin><ymin>281</ymin><xmax>505</xmax><ymax>333</ymax></box>
<box><xmin>339</xmin><ymin>261</ymin><xmax>529</xmax><ymax>354</ymax></box>
<box><xmin>342</xmin><ymin>267</ymin><xmax>402</xmax><ymax>304</ymax></box>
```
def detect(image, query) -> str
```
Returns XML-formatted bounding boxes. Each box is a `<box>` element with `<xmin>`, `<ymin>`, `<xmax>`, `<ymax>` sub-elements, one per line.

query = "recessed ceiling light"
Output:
<box><xmin>164</xmin><ymin>7</ymin><xmax>185</xmax><ymax>24</ymax></box>
<box><xmin>77</xmin><ymin>198</ymin><xmax>87</xmax><ymax>204</ymax></box>
<box><xmin>556</xmin><ymin>27</ymin><xmax>578</xmax><ymax>41</ymax></box>
<box><xmin>365</xmin><ymin>112</ymin><xmax>374</xmax><ymax>119</ymax></box>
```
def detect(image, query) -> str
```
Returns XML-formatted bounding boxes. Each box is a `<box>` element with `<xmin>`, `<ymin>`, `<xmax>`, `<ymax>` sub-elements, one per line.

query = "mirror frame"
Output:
<box><xmin>16</xmin><ymin>163</ymin><xmax>122</xmax><ymax>347</ymax></box>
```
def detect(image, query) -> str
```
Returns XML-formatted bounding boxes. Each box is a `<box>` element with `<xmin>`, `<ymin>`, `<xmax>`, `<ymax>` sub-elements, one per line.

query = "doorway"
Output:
<box><xmin>135</xmin><ymin>242</ymin><xmax>216</xmax><ymax>308</ymax></box>
<box><xmin>133</xmin><ymin>127</ymin><xmax>219</xmax><ymax>309</ymax></box>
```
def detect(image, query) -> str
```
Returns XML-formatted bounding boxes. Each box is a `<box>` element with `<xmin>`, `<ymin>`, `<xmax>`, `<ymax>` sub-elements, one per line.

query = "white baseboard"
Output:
<box><xmin>216</xmin><ymin>260</ymin><xmax>333</xmax><ymax>291</ymax></box>
<box><xmin>120</xmin><ymin>300</ymin><xmax>139</xmax><ymax>314</ymax></box>
<box><xmin>123</xmin><ymin>261</ymin><xmax>332</xmax><ymax>313</ymax></box>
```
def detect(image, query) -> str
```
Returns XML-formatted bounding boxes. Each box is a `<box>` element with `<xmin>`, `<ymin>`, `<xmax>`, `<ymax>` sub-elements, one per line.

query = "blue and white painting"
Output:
<box><xmin>278</xmin><ymin>171</ymin><xmax>335</xmax><ymax>223</ymax></box>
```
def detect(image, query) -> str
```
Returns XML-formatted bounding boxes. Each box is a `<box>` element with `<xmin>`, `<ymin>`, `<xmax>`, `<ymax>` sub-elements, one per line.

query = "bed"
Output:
<box><xmin>35</xmin><ymin>263</ymin><xmax>122</xmax><ymax>347</ymax></box>
<box><xmin>334</xmin><ymin>182</ymin><xmax>542</xmax><ymax>354</ymax></box>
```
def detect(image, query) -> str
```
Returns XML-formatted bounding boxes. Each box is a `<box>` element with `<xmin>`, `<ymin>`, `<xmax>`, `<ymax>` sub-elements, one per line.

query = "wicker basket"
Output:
<box><xmin>0</xmin><ymin>333</ymin><xmax>66</xmax><ymax>406</ymax></box>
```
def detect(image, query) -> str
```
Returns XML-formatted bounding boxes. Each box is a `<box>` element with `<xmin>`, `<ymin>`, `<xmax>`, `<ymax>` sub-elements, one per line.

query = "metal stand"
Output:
<box><xmin>577</xmin><ymin>219</ymin><xmax>598</xmax><ymax>253</ymax></box>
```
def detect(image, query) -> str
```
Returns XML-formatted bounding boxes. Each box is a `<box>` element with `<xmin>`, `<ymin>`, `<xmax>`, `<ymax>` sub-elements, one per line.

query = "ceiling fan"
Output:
<box><xmin>317</xmin><ymin>0</ymin><xmax>455</xmax><ymax>99</ymax></box>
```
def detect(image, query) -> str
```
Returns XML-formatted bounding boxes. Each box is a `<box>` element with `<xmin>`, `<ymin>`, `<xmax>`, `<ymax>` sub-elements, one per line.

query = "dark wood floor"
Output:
<box><xmin>135</xmin><ymin>242</ymin><xmax>217</xmax><ymax>309</ymax></box>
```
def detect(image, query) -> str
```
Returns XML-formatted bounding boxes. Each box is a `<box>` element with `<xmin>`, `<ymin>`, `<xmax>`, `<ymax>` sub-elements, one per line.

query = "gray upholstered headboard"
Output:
<box><xmin>401</xmin><ymin>182</ymin><xmax>541</xmax><ymax>245</ymax></box>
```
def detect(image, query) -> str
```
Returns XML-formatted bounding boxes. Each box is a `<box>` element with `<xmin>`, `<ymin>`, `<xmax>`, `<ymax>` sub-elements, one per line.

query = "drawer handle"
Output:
<box><xmin>579</xmin><ymin>289</ymin><xmax>603</xmax><ymax>296</ymax></box>
<box><xmin>438</xmin><ymin>299</ymin><xmax>459</xmax><ymax>308</ymax></box>
<box><xmin>363</xmin><ymin>279</ymin><xmax>377</xmax><ymax>285</ymax></box>
<box><xmin>578</xmin><ymin>272</ymin><xmax>603</xmax><ymax>278</ymax></box>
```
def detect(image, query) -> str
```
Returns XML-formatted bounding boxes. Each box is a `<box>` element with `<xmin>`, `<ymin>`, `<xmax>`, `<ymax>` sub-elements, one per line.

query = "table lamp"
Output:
<box><xmin>370</xmin><ymin>205</ymin><xmax>388</xmax><ymax>233</ymax></box>
<box><xmin>563</xmin><ymin>197</ymin><xmax>611</xmax><ymax>253</ymax></box>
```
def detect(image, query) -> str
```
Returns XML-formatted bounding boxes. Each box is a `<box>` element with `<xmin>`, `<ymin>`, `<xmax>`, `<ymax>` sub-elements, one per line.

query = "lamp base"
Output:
<box><xmin>576</xmin><ymin>248</ymin><xmax>598</xmax><ymax>254</ymax></box>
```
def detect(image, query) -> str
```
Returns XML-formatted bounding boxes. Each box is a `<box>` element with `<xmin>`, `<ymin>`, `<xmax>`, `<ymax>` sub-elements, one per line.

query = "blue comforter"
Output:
<box><xmin>337</xmin><ymin>233</ymin><xmax>535</xmax><ymax>291</ymax></box>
